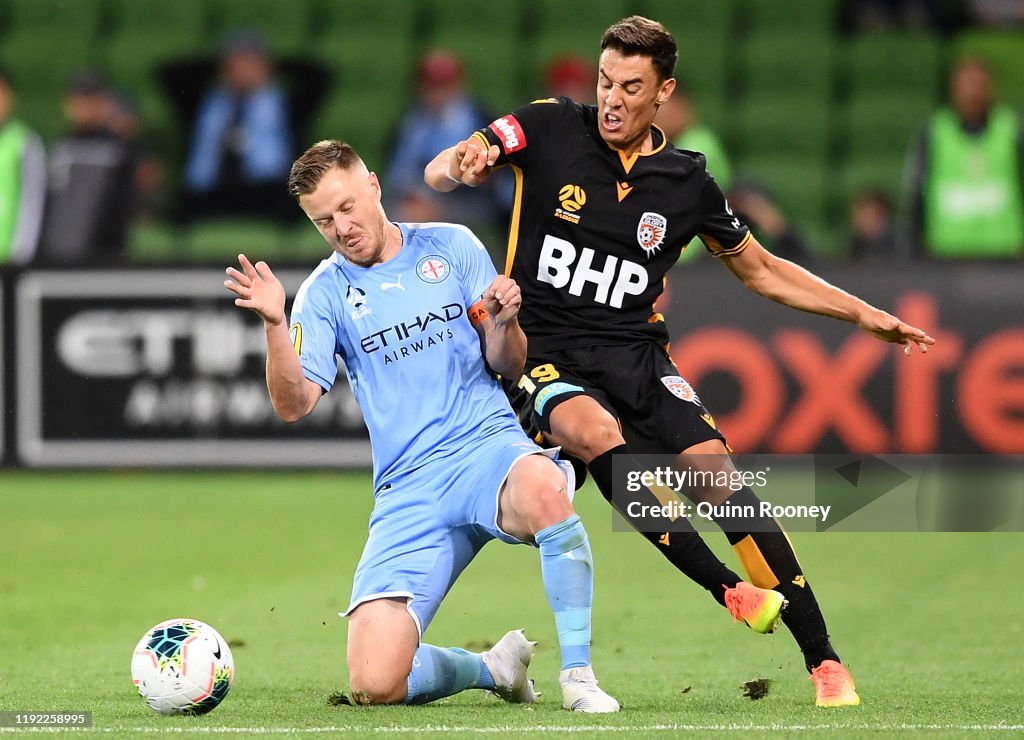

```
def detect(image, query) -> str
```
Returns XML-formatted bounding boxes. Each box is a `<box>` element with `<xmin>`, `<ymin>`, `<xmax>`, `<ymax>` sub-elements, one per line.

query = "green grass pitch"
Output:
<box><xmin>1</xmin><ymin>470</ymin><xmax>1021</xmax><ymax>738</ymax></box>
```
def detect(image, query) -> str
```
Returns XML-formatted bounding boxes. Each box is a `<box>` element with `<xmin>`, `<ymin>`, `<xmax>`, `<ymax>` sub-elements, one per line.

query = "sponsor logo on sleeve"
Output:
<box><xmin>489</xmin><ymin>115</ymin><xmax>527</xmax><ymax>154</ymax></box>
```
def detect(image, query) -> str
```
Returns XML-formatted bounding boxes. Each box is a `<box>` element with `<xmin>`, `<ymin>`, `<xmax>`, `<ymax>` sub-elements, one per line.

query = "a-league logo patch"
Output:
<box><xmin>346</xmin><ymin>285</ymin><xmax>372</xmax><ymax>319</ymax></box>
<box><xmin>346</xmin><ymin>285</ymin><xmax>367</xmax><ymax>307</ymax></box>
<box><xmin>637</xmin><ymin>211</ymin><xmax>667</xmax><ymax>257</ymax></box>
<box><xmin>416</xmin><ymin>255</ymin><xmax>450</xmax><ymax>283</ymax></box>
<box><xmin>661</xmin><ymin>375</ymin><xmax>701</xmax><ymax>405</ymax></box>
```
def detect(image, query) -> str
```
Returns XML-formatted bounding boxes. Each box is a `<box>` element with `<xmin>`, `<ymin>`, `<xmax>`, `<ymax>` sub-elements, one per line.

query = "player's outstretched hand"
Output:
<box><xmin>482</xmin><ymin>275</ymin><xmax>522</xmax><ymax>325</ymax></box>
<box><xmin>224</xmin><ymin>254</ymin><xmax>286</xmax><ymax>327</ymax></box>
<box><xmin>450</xmin><ymin>136</ymin><xmax>500</xmax><ymax>187</ymax></box>
<box><xmin>859</xmin><ymin>307</ymin><xmax>935</xmax><ymax>355</ymax></box>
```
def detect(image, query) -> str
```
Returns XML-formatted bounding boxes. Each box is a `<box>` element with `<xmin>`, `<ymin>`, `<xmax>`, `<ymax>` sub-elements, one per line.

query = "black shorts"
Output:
<box><xmin>504</xmin><ymin>342</ymin><xmax>726</xmax><ymax>455</ymax></box>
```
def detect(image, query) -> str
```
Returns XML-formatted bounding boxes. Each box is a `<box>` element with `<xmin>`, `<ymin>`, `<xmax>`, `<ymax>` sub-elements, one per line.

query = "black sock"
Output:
<box><xmin>588</xmin><ymin>444</ymin><xmax>741</xmax><ymax>606</ymax></box>
<box><xmin>712</xmin><ymin>486</ymin><xmax>841</xmax><ymax>671</ymax></box>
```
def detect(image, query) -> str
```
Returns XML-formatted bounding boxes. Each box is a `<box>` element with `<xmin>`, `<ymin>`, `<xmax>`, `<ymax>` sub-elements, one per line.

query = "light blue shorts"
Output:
<box><xmin>342</xmin><ymin>429</ymin><xmax>574</xmax><ymax>638</ymax></box>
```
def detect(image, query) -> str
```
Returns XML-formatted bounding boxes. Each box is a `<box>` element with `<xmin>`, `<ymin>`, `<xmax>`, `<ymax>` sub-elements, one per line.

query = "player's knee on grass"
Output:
<box><xmin>346</xmin><ymin>599</ymin><xmax>418</xmax><ymax>705</ymax></box>
<box><xmin>501</xmin><ymin>454</ymin><xmax>574</xmax><ymax>539</ymax></box>
<box><xmin>348</xmin><ymin>664</ymin><xmax>410</xmax><ymax>705</ymax></box>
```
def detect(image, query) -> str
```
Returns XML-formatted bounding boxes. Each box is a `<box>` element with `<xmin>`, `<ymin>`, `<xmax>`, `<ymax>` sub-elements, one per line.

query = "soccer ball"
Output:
<box><xmin>131</xmin><ymin>618</ymin><xmax>234</xmax><ymax>715</ymax></box>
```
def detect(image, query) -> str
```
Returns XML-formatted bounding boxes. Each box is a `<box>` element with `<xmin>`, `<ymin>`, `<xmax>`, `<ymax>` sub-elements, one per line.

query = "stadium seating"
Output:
<box><xmin>5</xmin><ymin>0</ymin><xmax>103</xmax><ymax>36</ymax></box>
<box><xmin>127</xmin><ymin>221</ymin><xmax>182</xmax><ymax>263</ymax></box>
<box><xmin>309</xmin><ymin>91</ymin><xmax>405</xmax><ymax>171</ymax></box>
<box><xmin>738</xmin><ymin>0</ymin><xmax>840</xmax><ymax>34</ymax></box>
<box><xmin>311</xmin><ymin>36</ymin><xmax>416</xmax><ymax>99</ymax></box>
<box><xmin>11</xmin><ymin>93</ymin><xmax>64</xmax><ymax>143</ymax></box>
<box><xmin>209</xmin><ymin>0</ymin><xmax>315</xmax><ymax>55</ymax></box>
<box><xmin>531</xmin><ymin>0</ymin><xmax>628</xmax><ymax>38</ymax></box>
<box><xmin>526</xmin><ymin>0</ymin><xmax>627</xmax><ymax>93</ymax></box>
<box><xmin>729</xmin><ymin>92</ymin><xmax>831</xmax><ymax>161</ymax></box>
<box><xmin>426</xmin><ymin>34</ymin><xmax>525</xmax><ymax>114</ymax></box>
<box><xmin>103</xmin><ymin>33</ymin><xmax>205</xmax><ymax>155</ymax></box>
<box><xmin>109</xmin><ymin>0</ymin><xmax>209</xmax><ymax>39</ymax></box>
<box><xmin>427</xmin><ymin>0</ymin><xmax>524</xmax><ymax>40</ymax></box>
<box><xmin>839</xmin><ymin>90</ymin><xmax>933</xmax><ymax>161</ymax></box>
<box><xmin>843</xmin><ymin>32</ymin><xmax>945</xmax><ymax>99</ymax></box>
<box><xmin>737</xmin><ymin>31</ymin><xmax>834</xmax><ymax>98</ymax></box>
<box><xmin>835</xmin><ymin>155</ymin><xmax>908</xmax><ymax>229</ymax></box>
<box><xmin>0</xmin><ymin>32</ymin><xmax>96</xmax><ymax>93</ymax></box>
<box><xmin>284</xmin><ymin>223</ymin><xmax>335</xmax><ymax>262</ymax></box>
<box><xmin>2</xmin><ymin>0</ymin><xmax>1017</xmax><ymax>261</ymax></box>
<box><xmin>327</xmin><ymin>0</ymin><xmax>422</xmax><ymax>41</ymax></box>
<box><xmin>735</xmin><ymin>153</ymin><xmax>830</xmax><ymax>234</ymax></box>
<box><xmin>184</xmin><ymin>219</ymin><xmax>286</xmax><ymax>262</ymax></box>
<box><xmin>643</xmin><ymin>0</ymin><xmax>735</xmax><ymax>36</ymax></box>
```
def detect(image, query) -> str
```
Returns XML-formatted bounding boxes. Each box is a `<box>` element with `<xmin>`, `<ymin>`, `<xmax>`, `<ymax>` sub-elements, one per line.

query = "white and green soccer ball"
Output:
<box><xmin>131</xmin><ymin>618</ymin><xmax>234</xmax><ymax>715</ymax></box>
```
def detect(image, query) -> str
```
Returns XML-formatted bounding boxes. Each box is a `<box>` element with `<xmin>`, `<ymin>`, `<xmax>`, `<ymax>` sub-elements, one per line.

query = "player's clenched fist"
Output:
<box><xmin>482</xmin><ymin>275</ymin><xmax>521</xmax><ymax>324</ymax></box>
<box><xmin>449</xmin><ymin>136</ymin><xmax>499</xmax><ymax>187</ymax></box>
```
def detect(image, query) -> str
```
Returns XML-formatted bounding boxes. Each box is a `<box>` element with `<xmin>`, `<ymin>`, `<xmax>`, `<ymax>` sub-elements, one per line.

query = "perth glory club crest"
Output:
<box><xmin>637</xmin><ymin>212</ymin><xmax>667</xmax><ymax>257</ymax></box>
<box><xmin>660</xmin><ymin>375</ymin><xmax>701</xmax><ymax>405</ymax></box>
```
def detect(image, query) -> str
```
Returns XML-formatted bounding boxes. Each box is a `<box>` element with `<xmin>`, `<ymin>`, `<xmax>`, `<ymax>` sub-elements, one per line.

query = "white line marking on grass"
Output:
<box><xmin>4</xmin><ymin>724</ymin><xmax>1024</xmax><ymax>734</ymax></box>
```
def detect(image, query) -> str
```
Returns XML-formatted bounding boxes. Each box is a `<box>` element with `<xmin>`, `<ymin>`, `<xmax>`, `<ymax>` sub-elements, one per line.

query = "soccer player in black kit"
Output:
<box><xmin>426</xmin><ymin>16</ymin><xmax>934</xmax><ymax>707</ymax></box>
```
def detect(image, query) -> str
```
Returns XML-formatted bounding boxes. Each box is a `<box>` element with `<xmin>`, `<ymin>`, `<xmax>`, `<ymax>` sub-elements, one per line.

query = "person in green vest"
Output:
<box><xmin>0</xmin><ymin>66</ymin><xmax>46</xmax><ymax>265</ymax></box>
<box><xmin>658</xmin><ymin>82</ymin><xmax>732</xmax><ymax>191</ymax></box>
<box><xmin>906</xmin><ymin>56</ymin><xmax>1024</xmax><ymax>258</ymax></box>
<box><xmin>656</xmin><ymin>83</ymin><xmax>733</xmax><ymax>262</ymax></box>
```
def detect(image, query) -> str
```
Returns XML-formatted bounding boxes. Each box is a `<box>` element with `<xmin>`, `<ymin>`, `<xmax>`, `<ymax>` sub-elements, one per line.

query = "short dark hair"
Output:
<box><xmin>601</xmin><ymin>16</ymin><xmax>678</xmax><ymax>82</ymax></box>
<box><xmin>287</xmin><ymin>139</ymin><xmax>364</xmax><ymax>199</ymax></box>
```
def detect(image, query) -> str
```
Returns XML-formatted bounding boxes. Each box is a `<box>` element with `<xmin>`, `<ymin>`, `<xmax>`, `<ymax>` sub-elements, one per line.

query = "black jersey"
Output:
<box><xmin>475</xmin><ymin>97</ymin><xmax>751</xmax><ymax>354</ymax></box>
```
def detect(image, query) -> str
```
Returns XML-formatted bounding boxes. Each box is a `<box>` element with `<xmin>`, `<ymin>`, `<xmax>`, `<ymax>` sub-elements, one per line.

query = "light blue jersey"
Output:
<box><xmin>290</xmin><ymin>222</ymin><xmax>524</xmax><ymax>489</ymax></box>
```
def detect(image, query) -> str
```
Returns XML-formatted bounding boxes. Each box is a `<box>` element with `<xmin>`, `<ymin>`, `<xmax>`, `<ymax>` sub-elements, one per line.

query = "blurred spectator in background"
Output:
<box><xmin>386</xmin><ymin>49</ymin><xmax>509</xmax><ymax>263</ymax></box>
<box><xmin>182</xmin><ymin>30</ymin><xmax>293</xmax><ymax>223</ymax></box>
<box><xmin>657</xmin><ymin>85</ymin><xmax>732</xmax><ymax>261</ymax></box>
<box><xmin>38</xmin><ymin>69</ymin><xmax>136</xmax><ymax>265</ymax></box>
<box><xmin>0</xmin><ymin>66</ymin><xmax>45</xmax><ymax>266</ymax></box>
<box><xmin>727</xmin><ymin>179</ymin><xmax>811</xmax><ymax>263</ymax></box>
<box><xmin>543</xmin><ymin>55</ymin><xmax>597</xmax><ymax>104</ymax></box>
<box><xmin>656</xmin><ymin>83</ymin><xmax>732</xmax><ymax>192</ymax></box>
<box><xmin>906</xmin><ymin>56</ymin><xmax>1024</xmax><ymax>258</ymax></box>
<box><xmin>109</xmin><ymin>92</ymin><xmax>166</xmax><ymax>225</ymax></box>
<box><xmin>849</xmin><ymin>188</ymin><xmax>911</xmax><ymax>261</ymax></box>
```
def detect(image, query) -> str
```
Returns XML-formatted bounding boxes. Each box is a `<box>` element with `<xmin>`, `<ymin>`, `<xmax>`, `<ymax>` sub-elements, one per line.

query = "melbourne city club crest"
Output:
<box><xmin>637</xmin><ymin>211</ymin><xmax>667</xmax><ymax>257</ymax></box>
<box><xmin>416</xmin><ymin>255</ymin><xmax>451</xmax><ymax>283</ymax></box>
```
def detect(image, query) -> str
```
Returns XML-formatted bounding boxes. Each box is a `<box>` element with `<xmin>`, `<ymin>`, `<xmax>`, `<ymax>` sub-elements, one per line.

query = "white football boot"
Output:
<box><xmin>560</xmin><ymin>665</ymin><xmax>620</xmax><ymax>712</ymax></box>
<box><xmin>481</xmin><ymin>629</ymin><xmax>539</xmax><ymax>703</ymax></box>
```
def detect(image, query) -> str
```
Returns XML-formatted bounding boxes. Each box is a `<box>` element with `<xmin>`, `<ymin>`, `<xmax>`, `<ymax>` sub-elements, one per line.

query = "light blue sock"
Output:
<box><xmin>535</xmin><ymin>513</ymin><xmax>593</xmax><ymax>670</ymax></box>
<box><xmin>404</xmin><ymin>644</ymin><xmax>495</xmax><ymax>705</ymax></box>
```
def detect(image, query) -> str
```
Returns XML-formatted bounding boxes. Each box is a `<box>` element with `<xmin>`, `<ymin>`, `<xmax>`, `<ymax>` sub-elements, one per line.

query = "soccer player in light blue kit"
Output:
<box><xmin>224</xmin><ymin>139</ymin><xmax>619</xmax><ymax>712</ymax></box>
